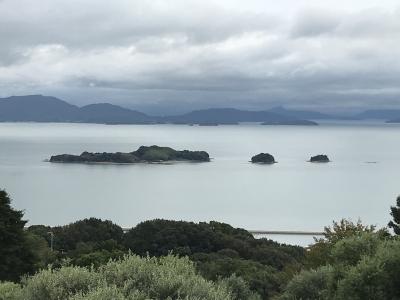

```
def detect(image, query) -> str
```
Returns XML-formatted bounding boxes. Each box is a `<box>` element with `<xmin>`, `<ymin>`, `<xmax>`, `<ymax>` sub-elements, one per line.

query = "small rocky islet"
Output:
<box><xmin>50</xmin><ymin>145</ymin><xmax>210</xmax><ymax>164</ymax></box>
<box><xmin>309</xmin><ymin>154</ymin><xmax>330</xmax><ymax>163</ymax></box>
<box><xmin>50</xmin><ymin>146</ymin><xmax>331</xmax><ymax>164</ymax></box>
<box><xmin>251</xmin><ymin>153</ymin><xmax>276</xmax><ymax>164</ymax></box>
<box><xmin>249</xmin><ymin>153</ymin><xmax>331</xmax><ymax>164</ymax></box>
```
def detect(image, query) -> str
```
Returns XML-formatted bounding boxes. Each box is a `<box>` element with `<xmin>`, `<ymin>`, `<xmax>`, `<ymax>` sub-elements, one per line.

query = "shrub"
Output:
<box><xmin>331</xmin><ymin>232</ymin><xmax>381</xmax><ymax>266</ymax></box>
<box><xmin>193</xmin><ymin>253</ymin><xmax>281</xmax><ymax>298</ymax></box>
<box><xmin>219</xmin><ymin>275</ymin><xmax>261</xmax><ymax>300</ymax></box>
<box><xmin>336</xmin><ymin>239</ymin><xmax>400</xmax><ymax>300</ymax></box>
<box><xmin>20</xmin><ymin>266</ymin><xmax>100</xmax><ymax>300</ymax></box>
<box><xmin>279</xmin><ymin>266</ymin><xmax>335</xmax><ymax>300</ymax></box>
<box><xmin>69</xmin><ymin>285</ymin><xmax>146</xmax><ymax>300</ymax></box>
<box><xmin>306</xmin><ymin>219</ymin><xmax>377</xmax><ymax>268</ymax></box>
<box><xmin>281</xmin><ymin>233</ymin><xmax>400</xmax><ymax>299</ymax></box>
<box><xmin>100</xmin><ymin>254</ymin><xmax>233</xmax><ymax>299</ymax></box>
<box><xmin>0</xmin><ymin>254</ymin><xmax>258</xmax><ymax>300</ymax></box>
<box><xmin>0</xmin><ymin>282</ymin><xmax>22</xmax><ymax>300</ymax></box>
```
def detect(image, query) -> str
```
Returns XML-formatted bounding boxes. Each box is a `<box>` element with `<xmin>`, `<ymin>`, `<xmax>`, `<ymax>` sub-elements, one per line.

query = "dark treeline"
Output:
<box><xmin>27</xmin><ymin>219</ymin><xmax>305</xmax><ymax>298</ymax></box>
<box><xmin>1</xmin><ymin>189</ymin><xmax>400</xmax><ymax>299</ymax></box>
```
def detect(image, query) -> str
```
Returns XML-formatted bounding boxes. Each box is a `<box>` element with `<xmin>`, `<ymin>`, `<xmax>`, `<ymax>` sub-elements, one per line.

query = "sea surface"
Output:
<box><xmin>0</xmin><ymin>121</ymin><xmax>398</xmax><ymax>246</ymax></box>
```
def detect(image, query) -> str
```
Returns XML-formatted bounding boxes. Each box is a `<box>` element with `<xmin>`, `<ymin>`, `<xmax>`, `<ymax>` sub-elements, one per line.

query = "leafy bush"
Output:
<box><xmin>336</xmin><ymin>239</ymin><xmax>400</xmax><ymax>300</ymax></box>
<box><xmin>193</xmin><ymin>252</ymin><xmax>281</xmax><ymax>298</ymax></box>
<box><xmin>281</xmin><ymin>230</ymin><xmax>400</xmax><ymax>299</ymax></box>
<box><xmin>0</xmin><ymin>254</ymin><xmax>256</xmax><ymax>300</ymax></box>
<box><xmin>305</xmin><ymin>219</ymin><xmax>378</xmax><ymax>268</ymax></box>
<box><xmin>0</xmin><ymin>282</ymin><xmax>22</xmax><ymax>300</ymax></box>
<box><xmin>279</xmin><ymin>266</ymin><xmax>335</xmax><ymax>300</ymax></box>
<box><xmin>331</xmin><ymin>232</ymin><xmax>381</xmax><ymax>266</ymax></box>
<box><xmin>219</xmin><ymin>275</ymin><xmax>261</xmax><ymax>300</ymax></box>
<box><xmin>20</xmin><ymin>265</ymin><xmax>100</xmax><ymax>300</ymax></box>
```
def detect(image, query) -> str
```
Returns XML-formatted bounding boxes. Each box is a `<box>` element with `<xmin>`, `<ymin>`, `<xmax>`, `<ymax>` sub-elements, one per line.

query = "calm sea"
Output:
<box><xmin>0</xmin><ymin>121</ymin><xmax>398</xmax><ymax>245</ymax></box>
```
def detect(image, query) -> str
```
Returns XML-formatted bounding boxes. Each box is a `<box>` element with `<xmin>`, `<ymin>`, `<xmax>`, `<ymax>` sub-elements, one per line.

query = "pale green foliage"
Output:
<box><xmin>0</xmin><ymin>254</ymin><xmax>244</xmax><ymax>300</ymax></box>
<box><xmin>99</xmin><ymin>254</ymin><xmax>232</xmax><ymax>299</ymax></box>
<box><xmin>0</xmin><ymin>282</ymin><xmax>22</xmax><ymax>300</ymax></box>
<box><xmin>20</xmin><ymin>266</ymin><xmax>100</xmax><ymax>300</ymax></box>
<box><xmin>70</xmin><ymin>285</ymin><xmax>147</xmax><ymax>300</ymax></box>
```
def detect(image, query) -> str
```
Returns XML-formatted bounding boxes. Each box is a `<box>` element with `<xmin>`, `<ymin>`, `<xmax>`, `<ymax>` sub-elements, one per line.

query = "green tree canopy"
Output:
<box><xmin>280</xmin><ymin>231</ymin><xmax>399</xmax><ymax>300</ymax></box>
<box><xmin>388</xmin><ymin>196</ymin><xmax>400</xmax><ymax>235</ymax></box>
<box><xmin>305</xmin><ymin>219</ymin><xmax>378</xmax><ymax>268</ymax></box>
<box><xmin>123</xmin><ymin>219</ymin><xmax>305</xmax><ymax>299</ymax></box>
<box><xmin>0</xmin><ymin>190</ymin><xmax>35</xmax><ymax>282</ymax></box>
<box><xmin>37</xmin><ymin>218</ymin><xmax>124</xmax><ymax>253</ymax></box>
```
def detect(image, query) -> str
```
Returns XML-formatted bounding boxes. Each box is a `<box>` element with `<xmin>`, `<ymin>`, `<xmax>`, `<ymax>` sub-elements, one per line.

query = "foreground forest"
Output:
<box><xmin>1</xmin><ymin>190</ymin><xmax>400</xmax><ymax>299</ymax></box>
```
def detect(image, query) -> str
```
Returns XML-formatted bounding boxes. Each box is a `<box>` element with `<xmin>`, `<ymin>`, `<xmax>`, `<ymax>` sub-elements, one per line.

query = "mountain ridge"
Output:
<box><xmin>2</xmin><ymin>94</ymin><xmax>396</xmax><ymax>124</ymax></box>
<box><xmin>0</xmin><ymin>95</ymin><xmax>320</xmax><ymax>125</ymax></box>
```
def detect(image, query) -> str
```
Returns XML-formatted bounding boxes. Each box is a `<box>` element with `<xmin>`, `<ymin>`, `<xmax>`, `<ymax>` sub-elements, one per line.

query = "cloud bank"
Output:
<box><xmin>0</xmin><ymin>0</ymin><xmax>399</xmax><ymax>113</ymax></box>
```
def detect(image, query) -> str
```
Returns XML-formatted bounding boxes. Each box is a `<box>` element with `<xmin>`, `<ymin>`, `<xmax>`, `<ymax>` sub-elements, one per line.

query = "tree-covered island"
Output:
<box><xmin>50</xmin><ymin>145</ymin><xmax>210</xmax><ymax>163</ymax></box>
<box><xmin>251</xmin><ymin>153</ymin><xmax>276</xmax><ymax>164</ymax></box>
<box><xmin>309</xmin><ymin>154</ymin><xmax>330</xmax><ymax>163</ymax></box>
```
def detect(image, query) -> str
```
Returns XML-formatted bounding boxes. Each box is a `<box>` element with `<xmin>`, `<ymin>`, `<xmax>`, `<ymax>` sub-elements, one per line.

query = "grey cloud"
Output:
<box><xmin>290</xmin><ymin>10</ymin><xmax>341</xmax><ymax>37</ymax></box>
<box><xmin>0</xmin><ymin>0</ymin><xmax>400</xmax><ymax>113</ymax></box>
<box><xmin>291</xmin><ymin>7</ymin><xmax>400</xmax><ymax>39</ymax></box>
<box><xmin>0</xmin><ymin>0</ymin><xmax>277</xmax><ymax>49</ymax></box>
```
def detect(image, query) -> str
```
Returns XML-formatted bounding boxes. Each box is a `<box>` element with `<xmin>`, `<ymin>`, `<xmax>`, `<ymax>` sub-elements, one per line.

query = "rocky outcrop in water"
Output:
<box><xmin>310</xmin><ymin>154</ymin><xmax>330</xmax><ymax>162</ymax></box>
<box><xmin>251</xmin><ymin>153</ymin><xmax>276</xmax><ymax>164</ymax></box>
<box><xmin>50</xmin><ymin>145</ymin><xmax>210</xmax><ymax>163</ymax></box>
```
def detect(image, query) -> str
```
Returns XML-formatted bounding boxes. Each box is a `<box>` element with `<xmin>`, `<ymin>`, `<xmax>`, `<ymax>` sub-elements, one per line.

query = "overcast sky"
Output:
<box><xmin>0</xmin><ymin>0</ymin><xmax>399</xmax><ymax>114</ymax></box>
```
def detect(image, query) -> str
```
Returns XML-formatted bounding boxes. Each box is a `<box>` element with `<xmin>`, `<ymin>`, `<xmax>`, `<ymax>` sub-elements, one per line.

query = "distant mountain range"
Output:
<box><xmin>268</xmin><ymin>106</ymin><xmax>335</xmax><ymax>120</ymax></box>
<box><xmin>0</xmin><ymin>95</ymin><xmax>319</xmax><ymax>125</ymax></box>
<box><xmin>158</xmin><ymin>108</ymin><xmax>318</xmax><ymax>125</ymax></box>
<box><xmin>353</xmin><ymin>109</ymin><xmax>400</xmax><ymax>122</ymax></box>
<box><xmin>1</xmin><ymin>95</ymin><xmax>400</xmax><ymax>125</ymax></box>
<box><xmin>0</xmin><ymin>95</ymin><xmax>150</xmax><ymax>124</ymax></box>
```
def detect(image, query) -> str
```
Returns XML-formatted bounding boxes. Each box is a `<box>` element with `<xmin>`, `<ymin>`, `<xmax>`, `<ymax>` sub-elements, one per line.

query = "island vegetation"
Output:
<box><xmin>251</xmin><ymin>153</ymin><xmax>276</xmax><ymax>164</ymax></box>
<box><xmin>309</xmin><ymin>154</ymin><xmax>330</xmax><ymax>163</ymax></box>
<box><xmin>49</xmin><ymin>145</ymin><xmax>210</xmax><ymax>164</ymax></box>
<box><xmin>1</xmin><ymin>189</ymin><xmax>400</xmax><ymax>299</ymax></box>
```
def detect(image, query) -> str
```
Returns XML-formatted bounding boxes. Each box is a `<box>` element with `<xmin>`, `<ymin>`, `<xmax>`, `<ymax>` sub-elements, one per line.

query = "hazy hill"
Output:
<box><xmin>269</xmin><ymin>106</ymin><xmax>336</xmax><ymax>120</ymax></box>
<box><xmin>0</xmin><ymin>95</ymin><xmax>79</xmax><ymax>122</ymax></box>
<box><xmin>354</xmin><ymin>109</ymin><xmax>400</xmax><ymax>120</ymax></box>
<box><xmin>386</xmin><ymin>117</ymin><xmax>400</xmax><ymax>123</ymax></box>
<box><xmin>161</xmin><ymin>108</ymin><xmax>315</xmax><ymax>124</ymax></box>
<box><xmin>78</xmin><ymin>103</ymin><xmax>154</xmax><ymax>124</ymax></box>
<box><xmin>0</xmin><ymin>96</ymin><xmax>320</xmax><ymax>125</ymax></box>
<box><xmin>0</xmin><ymin>95</ymin><xmax>155</xmax><ymax>124</ymax></box>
